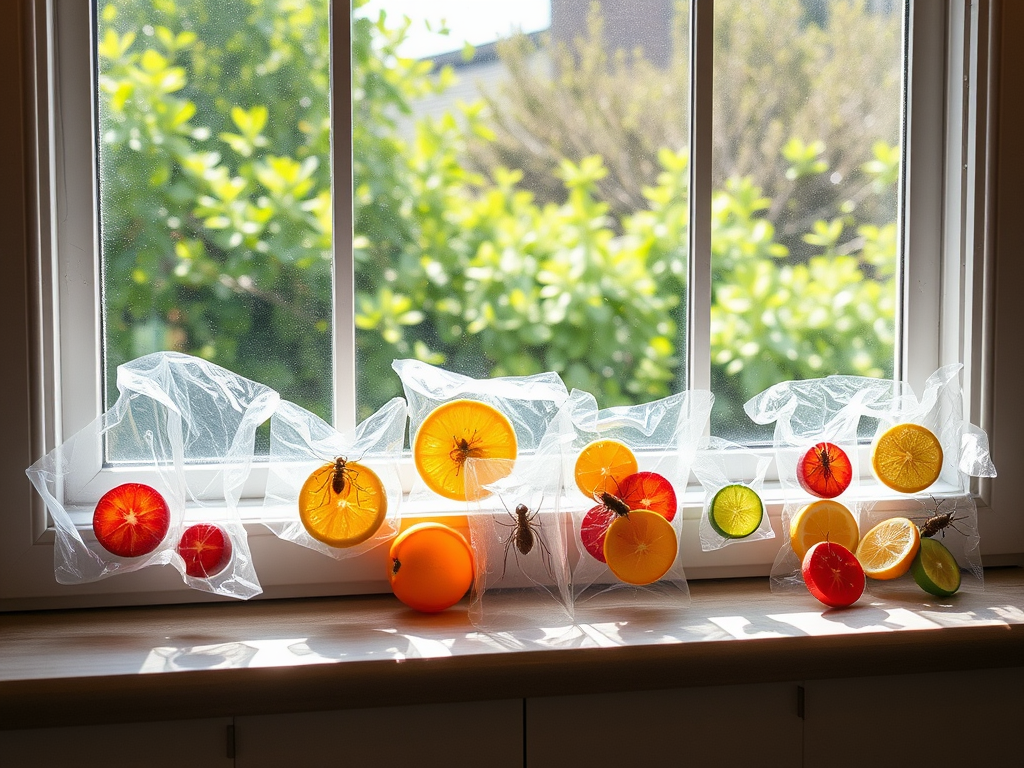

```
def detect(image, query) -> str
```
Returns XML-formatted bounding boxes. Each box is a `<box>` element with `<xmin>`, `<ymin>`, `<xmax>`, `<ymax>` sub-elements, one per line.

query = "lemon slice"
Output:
<box><xmin>855</xmin><ymin>516</ymin><xmax>921</xmax><ymax>580</ymax></box>
<box><xmin>871</xmin><ymin>423</ymin><xmax>943</xmax><ymax>494</ymax></box>
<box><xmin>789</xmin><ymin>499</ymin><xmax>859</xmax><ymax>560</ymax></box>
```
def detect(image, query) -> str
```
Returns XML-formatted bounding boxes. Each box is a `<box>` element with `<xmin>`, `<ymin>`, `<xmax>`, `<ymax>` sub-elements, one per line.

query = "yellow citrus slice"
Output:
<box><xmin>855</xmin><ymin>516</ymin><xmax>921</xmax><ymax>580</ymax></box>
<box><xmin>789</xmin><ymin>499</ymin><xmax>859</xmax><ymax>560</ymax></box>
<box><xmin>603</xmin><ymin>509</ymin><xmax>677</xmax><ymax>585</ymax></box>
<box><xmin>298</xmin><ymin>460</ymin><xmax>387</xmax><ymax>548</ymax></box>
<box><xmin>871</xmin><ymin>423</ymin><xmax>943</xmax><ymax>494</ymax></box>
<box><xmin>574</xmin><ymin>438</ymin><xmax>638</xmax><ymax>498</ymax></box>
<box><xmin>413</xmin><ymin>399</ymin><xmax>517</xmax><ymax>501</ymax></box>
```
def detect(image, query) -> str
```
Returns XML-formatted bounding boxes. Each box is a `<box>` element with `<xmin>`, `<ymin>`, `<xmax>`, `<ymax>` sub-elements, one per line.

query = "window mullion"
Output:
<box><xmin>331</xmin><ymin>0</ymin><xmax>356</xmax><ymax>432</ymax></box>
<box><xmin>687</xmin><ymin>0</ymin><xmax>713</xmax><ymax>395</ymax></box>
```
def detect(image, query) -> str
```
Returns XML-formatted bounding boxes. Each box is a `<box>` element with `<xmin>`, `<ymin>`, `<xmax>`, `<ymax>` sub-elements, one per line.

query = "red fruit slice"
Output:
<box><xmin>618</xmin><ymin>471</ymin><xmax>677</xmax><ymax>522</ymax></box>
<box><xmin>798</xmin><ymin>442</ymin><xmax>853</xmax><ymax>499</ymax></box>
<box><xmin>93</xmin><ymin>482</ymin><xmax>171</xmax><ymax>558</ymax></box>
<box><xmin>177</xmin><ymin>523</ymin><xmax>233</xmax><ymax>579</ymax></box>
<box><xmin>801</xmin><ymin>541</ymin><xmax>865</xmax><ymax>608</ymax></box>
<box><xmin>581</xmin><ymin>503</ymin><xmax>617</xmax><ymax>563</ymax></box>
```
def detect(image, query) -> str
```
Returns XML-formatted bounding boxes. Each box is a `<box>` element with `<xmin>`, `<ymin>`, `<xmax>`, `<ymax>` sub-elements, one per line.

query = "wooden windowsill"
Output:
<box><xmin>2</xmin><ymin>567</ymin><xmax>1023</xmax><ymax>731</ymax></box>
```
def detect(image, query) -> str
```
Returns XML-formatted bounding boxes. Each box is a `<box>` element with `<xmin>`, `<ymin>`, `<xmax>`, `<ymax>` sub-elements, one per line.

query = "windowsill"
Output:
<box><xmin>2</xmin><ymin>567</ymin><xmax>1023</xmax><ymax>731</ymax></box>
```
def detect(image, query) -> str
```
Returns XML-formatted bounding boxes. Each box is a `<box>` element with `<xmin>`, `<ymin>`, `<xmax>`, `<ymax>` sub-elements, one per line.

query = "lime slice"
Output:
<box><xmin>709</xmin><ymin>484</ymin><xmax>764</xmax><ymax>539</ymax></box>
<box><xmin>911</xmin><ymin>537</ymin><xmax>961</xmax><ymax>597</ymax></box>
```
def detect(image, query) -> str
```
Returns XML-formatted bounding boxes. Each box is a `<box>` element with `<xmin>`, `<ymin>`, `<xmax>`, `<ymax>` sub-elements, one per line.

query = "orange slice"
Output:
<box><xmin>789</xmin><ymin>499</ymin><xmax>859</xmax><ymax>560</ymax></box>
<box><xmin>574</xmin><ymin>438</ymin><xmax>638</xmax><ymax>498</ymax></box>
<box><xmin>855</xmin><ymin>516</ymin><xmax>921</xmax><ymax>580</ymax></box>
<box><xmin>413</xmin><ymin>399</ymin><xmax>517</xmax><ymax>501</ymax></box>
<box><xmin>603</xmin><ymin>509</ymin><xmax>677</xmax><ymax>585</ymax></box>
<box><xmin>298</xmin><ymin>460</ymin><xmax>387</xmax><ymax>548</ymax></box>
<box><xmin>871</xmin><ymin>423</ymin><xmax>943</xmax><ymax>494</ymax></box>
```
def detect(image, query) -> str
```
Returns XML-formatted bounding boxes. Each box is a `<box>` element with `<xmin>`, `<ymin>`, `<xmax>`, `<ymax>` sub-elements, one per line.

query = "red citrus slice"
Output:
<box><xmin>581</xmin><ymin>502</ymin><xmax>617</xmax><ymax>563</ymax></box>
<box><xmin>177</xmin><ymin>523</ymin><xmax>233</xmax><ymax>578</ymax></box>
<box><xmin>797</xmin><ymin>442</ymin><xmax>853</xmax><ymax>499</ymax></box>
<box><xmin>92</xmin><ymin>482</ymin><xmax>171</xmax><ymax>558</ymax></box>
<box><xmin>617</xmin><ymin>471</ymin><xmax>677</xmax><ymax>522</ymax></box>
<box><xmin>801</xmin><ymin>541</ymin><xmax>865</xmax><ymax>608</ymax></box>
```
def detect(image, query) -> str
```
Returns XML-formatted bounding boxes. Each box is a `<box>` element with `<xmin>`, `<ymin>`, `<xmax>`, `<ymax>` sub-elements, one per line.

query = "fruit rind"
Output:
<box><xmin>911</xmin><ymin>537</ymin><xmax>962</xmax><ymax>597</ymax></box>
<box><xmin>388</xmin><ymin>522</ymin><xmax>475</xmax><ymax>613</ymax></box>
<box><xmin>708</xmin><ymin>484</ymin><xmax>764</xmax><ymax>539</ymax></box>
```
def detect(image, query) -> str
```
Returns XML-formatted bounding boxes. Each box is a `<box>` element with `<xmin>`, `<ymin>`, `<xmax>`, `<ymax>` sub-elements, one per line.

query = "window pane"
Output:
<box><xmin>354</xmin><ymin>0</ymin><xmax>691</xmax><ymax>421</ymax></box>
<box><xmin>97</xmin><ymin>0</ymin><xmax>333</xmax><ymax>422</ymax></box>
<box><xmin>710</xmin><ymin>0</ymin><xmax>904</xmax><ymax>440</ymax></box>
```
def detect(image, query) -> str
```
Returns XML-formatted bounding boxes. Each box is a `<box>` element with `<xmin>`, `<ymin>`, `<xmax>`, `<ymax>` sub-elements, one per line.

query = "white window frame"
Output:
<box><xmin>0</xmin><ymin>0</ymin><xmax>1011</xmax><ymax>610</ymax></box>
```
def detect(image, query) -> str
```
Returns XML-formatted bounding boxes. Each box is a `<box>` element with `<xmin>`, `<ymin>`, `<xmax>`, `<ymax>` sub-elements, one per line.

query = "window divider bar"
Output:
<box><xmin>687</xmin><ymin>0</ymin><xmax>713</xmax><ymax>396</ymax></box>
<box><xmin>331</xmin><ymin>0</ymin><xmax>356</xmax><ymax>432</ymax></box>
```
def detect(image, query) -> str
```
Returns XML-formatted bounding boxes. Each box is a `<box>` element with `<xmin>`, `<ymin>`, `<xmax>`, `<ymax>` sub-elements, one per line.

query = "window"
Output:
<box><xmin>1</xmin><ymin>0</ymin><xmax>1010</xmax><ymax>609</ymax></box>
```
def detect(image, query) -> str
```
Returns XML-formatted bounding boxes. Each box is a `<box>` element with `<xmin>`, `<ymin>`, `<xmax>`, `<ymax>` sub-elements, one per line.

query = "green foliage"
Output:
<box><xmin>99</xmin><ymin>0</ymin><xmax>900</xmax><ymax>435</ymax></box>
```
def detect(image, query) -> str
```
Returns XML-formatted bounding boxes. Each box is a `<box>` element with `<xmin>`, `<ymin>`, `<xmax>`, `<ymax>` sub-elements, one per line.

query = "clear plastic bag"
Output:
<box><xmin>556</xmin><ymin>388</ymin><xmax>714</xmax><ymax>621</ymax></box>
<box><xmin>464</xmin><ymin>437</ymin><xmax>574</xmax><ymax>633</ymax></box>
<box><xmin>692</xmin><ymin>437</ymin><xmax>774</xmax><ymax>551</ymax></box>
<box><xmin>262</xmin><ymin>397</ymin><xmax>406</xmax><ymax>560</ymax></box>
<box><xmin>392</xmin><ymin>359</ymin><xmax>569</xmax><ymax>507</ymax></box>
<box><xmin>25</xmin><ymin>352</ymin><xmax>277</xmax><ymax>599</ymax></box>
<box><xmin>744</xmin><ymin>375</ymin><xmax>877</xmax><ymax>593</ymax></box>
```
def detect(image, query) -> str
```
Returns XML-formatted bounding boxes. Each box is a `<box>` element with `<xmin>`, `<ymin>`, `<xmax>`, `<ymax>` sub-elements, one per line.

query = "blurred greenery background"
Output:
<box><xmin>98</xmin><ymin>0</ymin><xmax>901</xmax><ymax>437</ymax></box>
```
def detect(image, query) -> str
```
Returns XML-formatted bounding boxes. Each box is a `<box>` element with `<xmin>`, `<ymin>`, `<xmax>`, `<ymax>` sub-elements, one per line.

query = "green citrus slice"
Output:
<box><xmin>911</xmin><ymin>537</ymin><xmax>961</xmax><ymax>597</ymax></box>
<box><xmin>709</xmin><ymin>484</ymin><xmax>764</xmax><ymax>539</ymax></box>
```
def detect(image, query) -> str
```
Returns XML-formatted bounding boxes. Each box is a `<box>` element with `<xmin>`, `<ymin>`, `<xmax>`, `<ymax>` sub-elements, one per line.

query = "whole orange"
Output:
<box><xmin>388</xmin><ymin>522</ymin><xmax>474</xmax><ymax>613</ymax></box>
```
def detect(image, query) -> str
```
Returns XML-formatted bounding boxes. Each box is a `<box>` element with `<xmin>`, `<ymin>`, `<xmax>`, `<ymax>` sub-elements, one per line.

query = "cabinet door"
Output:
<box><xmin>0</xmin><ymin>717</ymin><xmax>234</xmax><ymax>768</ymax></box>
<box><xmin>526</xmin><ymin>683</ymin><xmax>803</xmax><ymax>768</ymax></box>
<box><xmin>803</xmin><ymin>667</ymin><xmax>1024</xmax><ymax>767</ymax></box>
<box><xmin>234</xmin><ymin>698</ymin><xmax>523</xmax><ymax>768</ymax></box>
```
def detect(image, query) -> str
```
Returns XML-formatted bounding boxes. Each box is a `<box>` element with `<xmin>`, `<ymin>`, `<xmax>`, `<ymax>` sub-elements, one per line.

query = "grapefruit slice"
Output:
<box><xmin>93</xmin><ymin>483</ymin><xmax>171</xmax><ymax>558</ymax></box>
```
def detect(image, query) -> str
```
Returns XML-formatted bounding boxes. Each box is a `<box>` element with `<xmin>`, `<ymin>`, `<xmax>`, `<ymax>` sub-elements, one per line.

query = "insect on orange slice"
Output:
<box><xmin>855</xmin><ymin>516</ymin><xmax>921</xmax><ymax>580</ymax></box>
<box><xmin>573</xmin><ymin>438</ymin><xmax>638</xmax><ymax>498</ymax></box>
<box><xmin>298</xmin><ymin>460</ymin><xmax>387</xmax><ymax>548</ymax></box>
<box><xmin>603</xmin><ymin>509</ymin><xmax>678</xmax><ymax>585</ymax></box>
<box><xmin>871</xmin><ymin>423</ymin><xmax>943</xmax><ymax>494</ymax></box>
<box><xmin>413</xmin><ymin>399</ymin><xmax>517</xmax><ymax>501</ymax></box>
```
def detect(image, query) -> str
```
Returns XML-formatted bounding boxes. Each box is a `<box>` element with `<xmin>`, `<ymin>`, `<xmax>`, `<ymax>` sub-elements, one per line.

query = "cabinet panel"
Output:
<box><xmin>803</xmin><ymin>667</ymin><xmax>1024</xmax><ymax>767</ymax></box>
<box><xmin>234</xmin><ymin>699</ymin><xmax>523</xmax><ymax>768</ymax></box>
<box><xmin>527</xmin><ymin>683</ymin><xmax>803</xmax><ymax>768</ymax></box>
<box><xmin>0</xmin><ymin>717</ymin><xmax>234</xmax><ymax>768</ymax></box>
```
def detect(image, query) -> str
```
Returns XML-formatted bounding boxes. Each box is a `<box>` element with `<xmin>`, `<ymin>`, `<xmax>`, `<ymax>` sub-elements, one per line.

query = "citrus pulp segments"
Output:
<box><xmin>709</xmin><ymin>483</ymin><xmax>764</xmax><ymax>539</ymax></box>
<box><xmin>871</xmin><ymin>423</ymin><xmax>943</xmax><ymax>494</ymax></box>
<box><xmin>789</xmin><ymin>499</ymin><xmax>859</xmax><ymax>560</ymax></box>
<box><xmin>911</xmin><ymin>537</ymin><xmax>961</xmax><ymax>596</ymax></box>
<box><xmin>92</xmin><ymin>482</ymin><xmax>171</xmax><ymax>558</ymax></box>
<box><xmin>603</xmin><ymin>509</ymin><xmax>678</xmax><ymax>586</ymax></box>
<box><xmin>573</xmin><ymin>438</ymin><xmax>638</xmax><ymax>498</ymax></box>
<box><xmin>298</xmin><ymin>460</ymin><xmax>387</xmax><ymax>548</ymax></box>
<box><xmin>798</xmin><ymin>442</ymin><xmax>853</xmax><ymax>499</ymax></box>
<box><xmin>855</xmin><ymin>516</ymin><xmax>921</xmax><ymax>580</ymax></box>
<box><xmin>413</xmin><ymin>399</ymin><xmax>517</xmax><ymax>501</ymax></box>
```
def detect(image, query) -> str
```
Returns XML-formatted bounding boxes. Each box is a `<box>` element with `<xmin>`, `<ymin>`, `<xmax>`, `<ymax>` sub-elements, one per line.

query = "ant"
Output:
<box><xmin>309</xmin><ymin>454</ymin><xmax>368</xmax><ymax>509</ymax></box>
<box><xmin>495</xmin><ymin>497</ymin><xmax>552</xmax><ymax>580</ymax></box>
<box><xmin>916</xmin><ymin>496</ymin><xmax>968</xmax><ymax>539</ymax></box>
<box><xmin>449</xmin><ymin>431</ymin><xmax>483</xmax><ymax>477</ymax></box>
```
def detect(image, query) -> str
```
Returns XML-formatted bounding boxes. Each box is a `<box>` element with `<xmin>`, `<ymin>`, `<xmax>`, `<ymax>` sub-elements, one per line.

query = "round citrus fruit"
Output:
<box><xmin>603</xmin><ymin>509</ymin><xmax>677</xmax><ymax>585</ymax></box>
<box><xmin>871</xmin><ymin>423</ymin><xmax>943</xmax><ymax>494</ymax></box>
<box><xmin>574</xmin><ymin>438</ymin><xmax>638</xmax><ymax>498</ymax></box>
<box><xmin>797</xmin><ymin>442</ymin><xmax>853</xmax><ymax>499</ymax></box>
<box><xmin>93</xmin><ymin>482</ymin><xmax>171</xmax><ymax>558</ymax></box>
<box><xmin>911</xmin><ymin>537</ymin><xmax>961</xmax><ymax>597</ymax></box>
<box><xmin>618</xmin><ymin>471</ymin><xmax>677</xmax><ymax>521</ymax></box>
<box><xmin>413</xmin><ymin>399</ymin><xmax>517</xmax><ymax>501</ymax></box>
<box><xmin>789</xmin><ymin>499</ymin><xmax>859</xmax><ymax>560</ymax></box>
<box><xmin>177</xmin><ymin>523</ymin><xmax>232</xmax><ymax>578</ymax></box>
<box><xmin>298</xmin><ymin>459</ymin><xmax>387</xmax><ymax>548</ymax></box>
<box><xmin>855</xmin><ymin>516</ymin><xmax>921</xmax><ymax>580</ymax></box>
<box><xmin>709</xmin><ymin>484</ymin><xmax>764</xmax><ymax>539</ymax></box>
<box><xmin>388</xmin><ymin>522</ymin><xmax>474</xmax><ymax>613</ymax></box>
<box><xmin>801</xmin><ymin>541</ymin><xmax>865</xmax><ymax>608</ymax></box>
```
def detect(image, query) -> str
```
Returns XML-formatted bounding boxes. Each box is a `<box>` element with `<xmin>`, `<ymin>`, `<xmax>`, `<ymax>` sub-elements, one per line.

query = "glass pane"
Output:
<box><xmin>353</xmin><ymin>0</ymin><xmax>691</xmax><ymax>421</ymax></box>
<box><xmin>97</xmin><ymin>1</ymin><xmax>332</xmax><ymax>422</ymax></box>
<box><xmin>710</xmin><ymin>0</ymin><xmax>904</xmax><ymax>440</ymax></box>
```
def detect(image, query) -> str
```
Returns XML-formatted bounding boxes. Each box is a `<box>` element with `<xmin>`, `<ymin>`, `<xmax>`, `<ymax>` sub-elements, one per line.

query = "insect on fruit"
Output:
<box><xmin>496</xmin><ymin>499</ymin><xmax>553</xmax><ymax>580</ymax></box>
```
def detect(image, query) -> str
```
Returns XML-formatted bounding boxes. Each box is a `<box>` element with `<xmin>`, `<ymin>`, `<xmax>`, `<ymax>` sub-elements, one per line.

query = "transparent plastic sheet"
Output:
<box><xmin>262</xmin><ymin>398</ymin><xmax>407</xmax><ymax>560</ymax></box>
<box><xmin>25</xmin><ymin>352</ymin><xmax>278</xmax><ymax>599</ymax></box>
<box><xmin>464</xmin><ymin>446</ymin><xmax>575</xmax><ymax>638</ymax></box>
<box><xmin>391</xmin><ymin>359</ymin><xmax>569</xmax><ymax>507</ymax></box>
<box><xmin>744</xmin><ymin>375</ymin><xmax>879</xmax><ymax>594</ymax></box>
<box><xmin>851</xmin><ymin>364</ymin><xmax>997</xmax><ymax>595</ymax></box>
<box><xmin>556</xmin><ymin>388</ymin><xmax>714</xmax><ymax>623</ymax></box>
<box><xmin>692</xmin><ymin>437</ymin><xmax>774</xmax><ymax>551</ymax></box>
